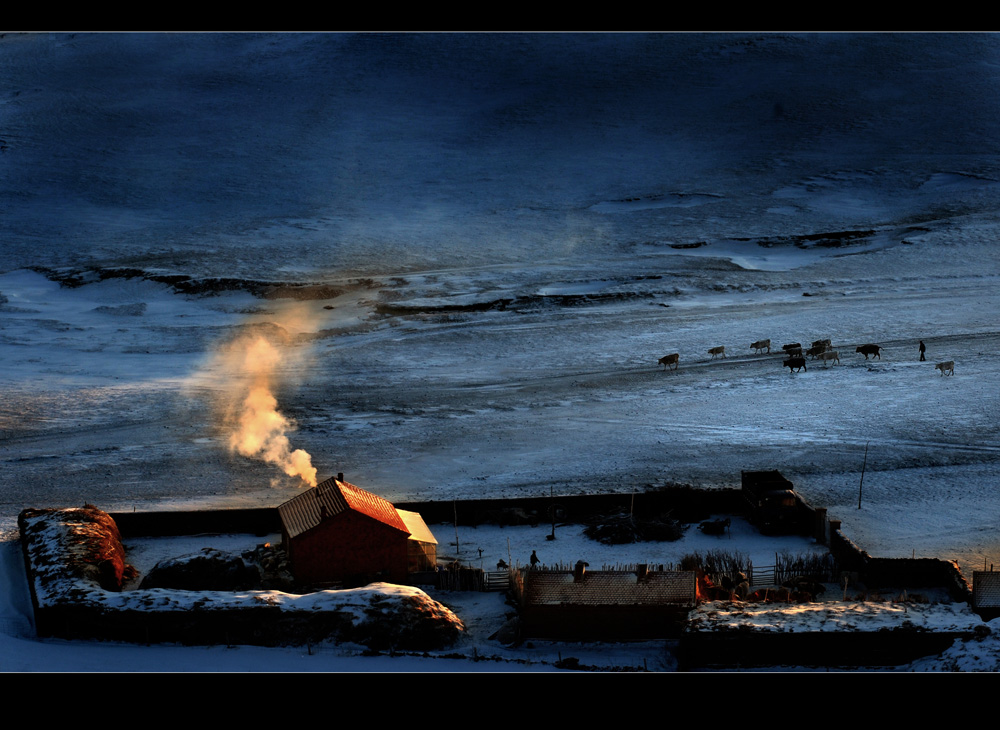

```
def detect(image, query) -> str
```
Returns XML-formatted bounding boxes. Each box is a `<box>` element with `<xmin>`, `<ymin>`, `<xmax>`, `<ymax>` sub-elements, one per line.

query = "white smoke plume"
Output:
<box><xmin>199</xmin><ymin>303</ymin><xmax>321</xmax><ymax>488</ymax></box>
<box><xmin>225</xmin><ymin>335</ymin><xmax>317</xmax><ymax>486</ymax></box>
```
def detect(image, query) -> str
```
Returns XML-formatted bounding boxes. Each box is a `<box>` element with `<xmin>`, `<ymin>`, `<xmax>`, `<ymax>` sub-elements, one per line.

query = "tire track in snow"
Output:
<box><xmin>645</xmin><ymin>422</ymin><xmax>1000</xmax><ymax>456</ymax></box>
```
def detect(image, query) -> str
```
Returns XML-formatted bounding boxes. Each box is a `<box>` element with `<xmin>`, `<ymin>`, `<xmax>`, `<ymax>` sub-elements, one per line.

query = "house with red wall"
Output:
<box><xmin>278</xmin><ymin>474</ymin><xmax>437</xmax><ymax>587</ymax></box>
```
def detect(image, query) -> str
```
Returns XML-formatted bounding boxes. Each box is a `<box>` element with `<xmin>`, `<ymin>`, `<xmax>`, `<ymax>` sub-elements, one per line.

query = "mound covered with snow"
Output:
<box><xmin>138</xmin><ymin>547</ymin><xmax>258</xmax><ymax>591</ymax></box>
<box><xmin>907</xmin><ymin>618</ymin><xmax>1000</xmax><ymax>671</ymax></box>
<box><xmin>683</xmin><ymin>597</ymin><xmax>985</xmax><ymax>668</ymax></box>
<box><xmin>687</xmin><ymin>599</ymin><xmax>981</xmax><ymax>635</ymax></box>
<box><xmin>18</xmin><ymin>505</ymin><xmax>138</xmax><ymax>593</ymax></box>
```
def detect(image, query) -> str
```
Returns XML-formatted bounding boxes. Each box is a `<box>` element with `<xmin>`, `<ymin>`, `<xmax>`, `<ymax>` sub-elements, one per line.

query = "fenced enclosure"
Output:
<box><xmin>680</xmin><ymin>550</ymin><xmax>838</xmax><ymax>589</ymax></box>
<box><xmin>504</xmin><ymin>554</ymin><xmax>838</xmax><ymax>594</ymax></box>
<box><xmin>508</xmin><ymin>562</ymin><xmax>697</xmax><ymax>609</ymax></box>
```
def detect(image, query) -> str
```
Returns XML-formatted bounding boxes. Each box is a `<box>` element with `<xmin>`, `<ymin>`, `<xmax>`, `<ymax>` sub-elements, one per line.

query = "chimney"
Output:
<box><xmin>574</xmin><ymin>560</ymin><xmax>588</xmax><ymax>582</ymax></box>
<box><xmin>337</xmin><ymin>472</ymin><xmax>344</xmax><ymax>482</ymax></box>
<box><xmin>636</xmin><ymin>564</ymin><xmax>648</xmax><ymax>581</ymax></box>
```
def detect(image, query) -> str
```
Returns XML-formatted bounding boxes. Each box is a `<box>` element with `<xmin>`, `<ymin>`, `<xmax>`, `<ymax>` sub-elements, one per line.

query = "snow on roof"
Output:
<box><xmin>686</xmin><ymin>600</ymin><xmax>982</xmax><ymax>634</ymax></box>
<box><xmin>397</xmin><ymin>509</ymin><xmax>437</xmax><ymax>545</ymax></box>
<box><xmin>278</xmin><ymin>476</ymin><xmax>409</xmax><ymax>539</ymax></box>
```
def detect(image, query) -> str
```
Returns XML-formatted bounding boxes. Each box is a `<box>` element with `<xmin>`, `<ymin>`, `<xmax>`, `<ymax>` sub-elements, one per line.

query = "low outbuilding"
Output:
<box><xmin>516</xmin><ymin>563</ymin><xmax>697</xmax><ymax>640</ymax></box>
<box><xmin>278</xmin><ymin>474</ymin><xmax>437</xmax><ymax>587</ymax></box>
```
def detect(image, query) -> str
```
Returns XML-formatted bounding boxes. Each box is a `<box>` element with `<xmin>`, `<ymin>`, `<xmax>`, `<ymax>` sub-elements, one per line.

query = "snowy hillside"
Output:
<box><xmin>3</xmin><ymin>32</ymin><xmax>1000</xmax><ymax>671</ymax></box>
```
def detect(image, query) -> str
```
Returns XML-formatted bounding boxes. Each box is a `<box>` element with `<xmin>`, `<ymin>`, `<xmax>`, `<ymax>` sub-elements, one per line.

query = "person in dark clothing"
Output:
<box><xmin>529</xmin><ymin>550</ymin><xmax>540</xmax><ymax>569</ymax></box>
<box><xmin>919</xmin><ymin>340</ymin><xmax>926</xmax><ymax>361</ymax></box>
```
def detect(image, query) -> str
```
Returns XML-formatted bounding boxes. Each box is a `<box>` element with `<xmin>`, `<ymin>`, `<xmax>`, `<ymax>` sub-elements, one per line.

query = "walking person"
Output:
<box><xmin>919</xmin><ymin>340</ymin><xmax>926</xmax><ymax>361</ymax></box>
<box><xmin>529</xmin><ymin>550</ymin><xmax>540</xmax><ymax>569</ymax></box>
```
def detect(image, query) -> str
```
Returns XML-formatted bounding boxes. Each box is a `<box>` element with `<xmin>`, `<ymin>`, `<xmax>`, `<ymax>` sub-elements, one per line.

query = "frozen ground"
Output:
<box><xmin>4</xmin><ymin>32</ymin><xmax>1000</xmax><ymax>671</ymax></box>
<box><xmin>5</xmin><ymin>237</ymin><xmax>1000</xmax><ymax>577</ymax></box>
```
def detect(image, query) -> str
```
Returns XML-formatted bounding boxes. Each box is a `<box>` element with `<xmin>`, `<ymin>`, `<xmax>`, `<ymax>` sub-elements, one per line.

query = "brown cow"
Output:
<box><xmin>935</xmin><ymin>360</ymin><xmax>955</xmax><ymax>376</ymax></box>
<box><xmin>708</xmin><ymin>346</ymin><xmax>726</xmax><ymax>360</ymax></box>
<box><xmin>659</xmin><ymin>353</ymin><xmax>679</xmax><ymax>371</ymax></box>
<box><xmin>750</xmin><ymin>339</ymin><xmax>771</xmax><ymax>354</ymax></box>
<box><xmin>856</xmin><ymin>344</ymin><xmax>881</xmax><ymax>360</ymax></box>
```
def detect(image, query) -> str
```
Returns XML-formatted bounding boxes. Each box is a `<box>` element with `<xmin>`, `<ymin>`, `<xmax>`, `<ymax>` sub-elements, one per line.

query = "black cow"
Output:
<box><xmin>783</xmin><ymin>357</ymin><xmax>807</xmax><ymax>373</ymax></box>
<box><xmin>856</xmin><ymin>344</ymin><xmax>881</xmax><ymax>360</ymax></box>
<box><xmin>699</xmin><ymin>517</ymin><xmax>731</xmax><ymax>535</ymax></box>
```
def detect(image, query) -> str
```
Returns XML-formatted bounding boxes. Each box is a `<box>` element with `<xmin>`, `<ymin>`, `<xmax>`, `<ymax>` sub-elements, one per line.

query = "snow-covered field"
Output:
<box><xmin>4</xmin><ymin>32</ymin><xmax>1000</xmax><ymax>671</ymax></box>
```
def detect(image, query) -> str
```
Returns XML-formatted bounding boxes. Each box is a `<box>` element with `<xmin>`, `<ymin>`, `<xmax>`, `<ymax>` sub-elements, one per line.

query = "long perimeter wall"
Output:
<box><xmin>106</xmin><ymin>486</ymin><xmax>972</xmax><ymax>603</ymax></box>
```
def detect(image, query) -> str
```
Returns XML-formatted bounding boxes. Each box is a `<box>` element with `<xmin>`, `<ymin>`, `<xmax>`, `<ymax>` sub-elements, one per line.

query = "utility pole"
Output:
<box><xmin>858</xmin><ymin>441</ymin><xmax>869</xmax><ymax>509</ymax></box>
<box><xmin>549</xmin><ymin>484</ymin><xmax>556</xmax><ymax>541</ymax></box>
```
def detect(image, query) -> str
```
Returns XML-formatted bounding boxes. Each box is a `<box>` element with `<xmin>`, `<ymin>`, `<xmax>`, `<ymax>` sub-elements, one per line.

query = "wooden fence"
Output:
<box><xmin>436</xmin><ymin>566</ymin><xmax>486</xmax><ymax>591</ymax></box>
<box><xmin>483</xmin><ymin>571</ymin><xmax>511</xmax><ymax>592</ymax></box>
<box><xmin>748</xmin><ymin>563</ymin><xmax>775</xmax><ymax>587</ymax></box>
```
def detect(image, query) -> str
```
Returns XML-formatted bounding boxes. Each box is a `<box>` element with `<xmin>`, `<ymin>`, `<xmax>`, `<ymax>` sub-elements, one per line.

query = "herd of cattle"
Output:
<box><xmin>657</xmin><ymin>338</ymin><xmax>955</xmax><ymax>376</ymax></box>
